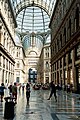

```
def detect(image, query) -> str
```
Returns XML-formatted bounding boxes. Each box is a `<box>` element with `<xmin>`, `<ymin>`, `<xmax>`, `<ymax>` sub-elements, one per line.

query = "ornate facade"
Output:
<box><xmin>14</xmin><ymin>44</ymin><xmax>25</xmax><ymax>83</ymax></box>
<box><xmin>0</xmin><ymin>0</ymin><xmax>17</xmax><ymax>85</ymax></box>
<box><xmin>37</xmin><ymin>43</ymin><xmax>51</xmax><ymax>84</ymax></box>
<box><xmin>49</xmin><ymin>0</ymin><xmax>80</xmax><ymax>93</ymax></box>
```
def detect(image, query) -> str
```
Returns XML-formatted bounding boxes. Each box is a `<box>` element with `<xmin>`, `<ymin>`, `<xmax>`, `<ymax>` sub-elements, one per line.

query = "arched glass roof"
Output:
<box><xmin>11</xmin><ymin>0</ymin><xmax>57</xmax><ymax>34</ymax></box>
<box><xmin>16</xmin><ymin>6</ymin><xmax>50</xmax><ymax>33</ymax></box>
<box><xmin>11</xmin><ymin>0</ymin><xmax>56</xmax><ymax>70</ymax></box>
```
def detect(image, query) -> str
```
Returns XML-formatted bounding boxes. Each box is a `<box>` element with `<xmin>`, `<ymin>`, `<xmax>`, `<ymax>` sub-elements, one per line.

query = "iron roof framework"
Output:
<box><xmin>10</xmin><ymin>0</ymin><xmax>56</xmax><ymax>50</ymax></box>
<box><xmin>11</xmin><ymin>0</ymin><xmax>56</xmax><ymax>34</ymax></box>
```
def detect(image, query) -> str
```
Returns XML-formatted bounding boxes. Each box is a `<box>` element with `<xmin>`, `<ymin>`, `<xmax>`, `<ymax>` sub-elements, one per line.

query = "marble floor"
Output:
<box><xmin>0</xmin><ymin>87</ymin><xmax>80</xmax><ymax>120</ymax></box>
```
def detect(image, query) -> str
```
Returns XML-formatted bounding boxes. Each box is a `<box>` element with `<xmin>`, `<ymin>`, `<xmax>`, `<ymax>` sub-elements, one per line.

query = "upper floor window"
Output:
<box><xmin>68</xmin><ymin>50</ymin><xmax>72</xmax><ymax>64</ymax></box>
<box><xmin>64</xmin><ymin>27</ymin><xmax>66</xmax><ymax>43</ymax></box>
<box><xmin>60</xmin><ymin>59</ymin><xmax>62</xmax><ymax>68</ymax></box>
<box><xmin>48</xmin><ymin>52</ymin><xmax>49</xmax><ymax>58</ymax></box>
<box><xmin>75</xmin><ymin>7</ymin><xmax>79</xmax><ymax>30</ymax></box>
<box><xmin>76</xmin><ymin>44</ymin><xmax>80</xmax><ymax>60</ymax></box>
<box><xmin>16</xmin><ymin>71</ymin><xmax>20</xmax><ymax>76</ymax></box>
<box><xmin>69</xmin><ymin>19</ymin><xmax>71</xmax><ymax>37</ymax></box>
<box><xmin>46</xmin><ymin>62</ymin><xmax>49</xmax><ymax>69</ymax></box>
<box><xmin>3</xmin><ymin>57</ymin><xmax>5</xmax><ymax>68</ymax></box>
<box><xmin>55</xmin><ymin>63</ymin><xmax>56</xmax><ymax>70</ymax></box>
<box><xmin>45</xmin><ymin>53</ymin><xmax>47</xmax><ymax>58</ymax></box>
<box><xmin>59</xmin><ymin>34</ymin><xmax>62</xmax><ymax>49</ymax></box>
<box><xmin>6</xmin><ymin>59</ymin><xmax>8</xmax><ymax>69</ymax></box>
<box><xmin>17</xmin><ymin>52</ymin><xmax>20</xmax><ymax>57</ymax></box>
<box><xmin>64</xmin><ymin>55</ymin><xmax>66</xmax><ymax>66</ymax></box>
<box><xmin>17</xmin><ymin>62</ymin><xmax>20</xmax><ymax>68</ymax></box>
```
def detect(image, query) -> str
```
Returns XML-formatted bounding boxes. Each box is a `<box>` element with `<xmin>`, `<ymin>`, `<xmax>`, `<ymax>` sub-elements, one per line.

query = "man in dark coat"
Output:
<box><xmin>26</xmin><ymin>83</ymin><xmax>30</xmax><ymax>105</ymax></box>
<box><xmin>47</xmin><ymin>81</ymin><xmax>57</xmax><ymax>102</ymax></box>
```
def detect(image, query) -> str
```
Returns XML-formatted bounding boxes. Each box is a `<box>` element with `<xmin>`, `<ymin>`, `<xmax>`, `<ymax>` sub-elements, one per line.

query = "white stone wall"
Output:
<box><xmin>0</xmin><ymin>0</ymin><xmax>16</xmax><ymax>85</ymax></box>
<box><xmin>37</xmin><ymin>43</ymin><xmax>51</xmax><ymax>84</ymax></box>
<box><xmin>14</xmin><ymin>46</ymin><xmax>25</xmax><ymax>84</ymax></box>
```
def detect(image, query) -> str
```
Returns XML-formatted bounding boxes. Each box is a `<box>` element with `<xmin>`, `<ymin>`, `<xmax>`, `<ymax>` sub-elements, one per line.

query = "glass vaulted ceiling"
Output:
<box><xmin>16</xmin><ymin>6</ymin><xmax>50</xmax><ymax>33</ymax></box>
<box><xmin>11</xmin><ymin>0</ymin><xmax>56</xmax><ymax>34</ymax></box>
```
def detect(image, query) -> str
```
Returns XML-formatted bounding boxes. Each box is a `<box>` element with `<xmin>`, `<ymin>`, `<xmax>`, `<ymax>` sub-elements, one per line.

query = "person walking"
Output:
<box><xmin>12</xmin><ymin>82</ymin><xmax>17</xmax><ymax>103</ymax></box>
<box><xmin>47</xmin><ymin>81</ymin><xmax>57</xmax><ymax>102</ymax></box>
<box><xmin>26</xmin><ymin>83</ymin><xmax>30</xmax><ymax>105</ymax></box>
<box><xmin>67</xmin><ymin>83</ymin><xmax>70</xmax><ymax>93</ymax></box>
<box><xmin>8</xmin><ymin>84</ymin><xmax>12</xmax><ymax>95</ymax></box>
<box><xmin>0</xmin><ymin>83</ymin><xmax>6</xmax><ymax>102</ymax></box>
<box><xmin>22</xmin><ymin>83</ymin><xmax>25</xmax><ymax>92</ymax></box>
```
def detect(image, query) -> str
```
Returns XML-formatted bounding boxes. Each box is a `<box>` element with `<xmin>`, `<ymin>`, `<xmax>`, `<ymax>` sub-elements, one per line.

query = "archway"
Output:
<box><xmin>28</xmin><ymin>68</ymin><xmax>37</xmax><ymax>83</ymax></box>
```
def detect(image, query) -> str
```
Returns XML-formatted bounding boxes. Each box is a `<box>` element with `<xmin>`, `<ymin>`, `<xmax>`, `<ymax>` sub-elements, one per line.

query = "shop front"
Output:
<box><xmin>76</xmin><ymin>66</ymin><xmax>80</xmax><ymax>93</ymax></box>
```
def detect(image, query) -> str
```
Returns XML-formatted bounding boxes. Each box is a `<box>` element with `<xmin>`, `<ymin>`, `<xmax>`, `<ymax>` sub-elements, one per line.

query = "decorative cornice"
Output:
<box><xmin>0</xmin><ymin>12</ymin><xmax>15</xmax><ymax>45</ymax></box>
<box><xmin>8</xmin><ymin>0</ymin><xmax>17</xmax><ymax>28</ymax></box>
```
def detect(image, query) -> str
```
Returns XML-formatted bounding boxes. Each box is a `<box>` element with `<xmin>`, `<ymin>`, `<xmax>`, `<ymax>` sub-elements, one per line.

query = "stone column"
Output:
<box><xmin>72</xmin><ymin>48</ymin><xmax>77</xmax><ymax>91</ymax></box>
<box><xmin>44</xmin><ymin>72</ymin><xmax>46</xmax><ymax>84</ymax></box>
<box><xmin>66</xmin><ymin>53</ymin><xmax>70</xmax><ymax>84</ymax></box>
<box><xmin>0</xmin><ymin>56</ymin><xmax>3</xmax><ymax>83</ymax></box>
<box><xmin>56</xmin><ymin>62</ymin><xmax>57</xmax><ymax>84</ymax></box>
<box><xmin>7</xmin><ymin>71</ymin><xmax>9</xmax><ymax>84</ymax></box>
<box><xmin>4</xmin><ymin>70</ymin><xmax>6</xmax><ymax>84</ymax></box>
<box><xmin>62</xmin><ymin>57</ymin><xmax>64</xmax><ymax>85</ymax></box>
<box><xmin>59</xmin><ymin>60</ymin><xmax>60</xmax><ymax>84</ymax></box>
<box><xmin>0</xmin><ymin>69</ymin><xmax>3</xmax><ymax>84</ymax></box>
<box><xmin>49</xmin><ymin>71</ymin><xmax>51</xmax><ymax>83</ymax></box>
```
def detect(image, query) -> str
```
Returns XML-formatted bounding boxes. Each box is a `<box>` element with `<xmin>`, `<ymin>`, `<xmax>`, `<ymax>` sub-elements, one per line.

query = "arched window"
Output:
<box><xmin>29</xmin><ymin>51</ymin><xmax>37</xmax><ymax>56</ymax></box>
<box><xmin>46</xmin><ymin>62</ymin><xmax>49</xmax><ymax>69</ymax></box>
<box><xmin>17</xmin><ymin>61</ymin><xmax>20</xmax><ymax>68</ymax></box>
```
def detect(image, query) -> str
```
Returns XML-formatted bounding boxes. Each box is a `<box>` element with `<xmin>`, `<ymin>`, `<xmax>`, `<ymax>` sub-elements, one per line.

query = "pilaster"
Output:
<box><xmin>72</xmin><ymin>48</ymin><xmax>77</xmax><ymax>91</ymax></box>
<box><xmin>62</xmin><ymin>57</ymin><xmax>64</xmax><ymax>85</ymax></box>
<box><xmin>66</xmin><ymin>54</ymin><xmax>70</xmax><ymax>83</ymax></box>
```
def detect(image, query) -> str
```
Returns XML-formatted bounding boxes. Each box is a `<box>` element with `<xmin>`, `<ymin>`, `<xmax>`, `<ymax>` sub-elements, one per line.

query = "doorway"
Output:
<box><xmin>28</xmin><ymin>68</ymin><xmax>37</xmax><ymax>83</ymax></box>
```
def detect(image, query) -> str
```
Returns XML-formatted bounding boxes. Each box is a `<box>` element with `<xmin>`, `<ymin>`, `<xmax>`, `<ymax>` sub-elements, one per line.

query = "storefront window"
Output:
<box><xmin>70</xmin><ymin>69</ymin><xmax>73</xmax><ymax>84</ymax></box>
<box><xmin>77</xmin><ymin>67</ymin><xmax>80</xmax><ymax>84</ymax></box>
<box><xmin>60</xmin><ymin>70</ymin><xmax>62</xmax><ymax>78</ymax></box>
<box><xmin>53</xmin><ymin>73</ymin><xmax>54</xmax><ymax>80</ymax></box>
<box><xmin>52</xmin><ymin>65</ymin><xmax>54</xmax><ymax>71</ymax></box>
<box><xmin>64</xmin><ymin>70</ymin><xmax>67</xmax><ymax>85</ymax></box>
<box><xmin>60</xmin><ymin>58</ymin><xmax>62</xmax><ymax>68</ymax></box>
<box><xmin>55</xmin><ymin>63</ymin><xmax>56</xmax><ymax>70</ymax></box>
<box><xmin>57</xmin><ymin>61</ymin><xmax>59</xmax><ymax>69</ymax></box>
<box><xmin>65</xmin><ymin>70</ymin><xmax>67</xmax><ymax>79</ymax></box>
